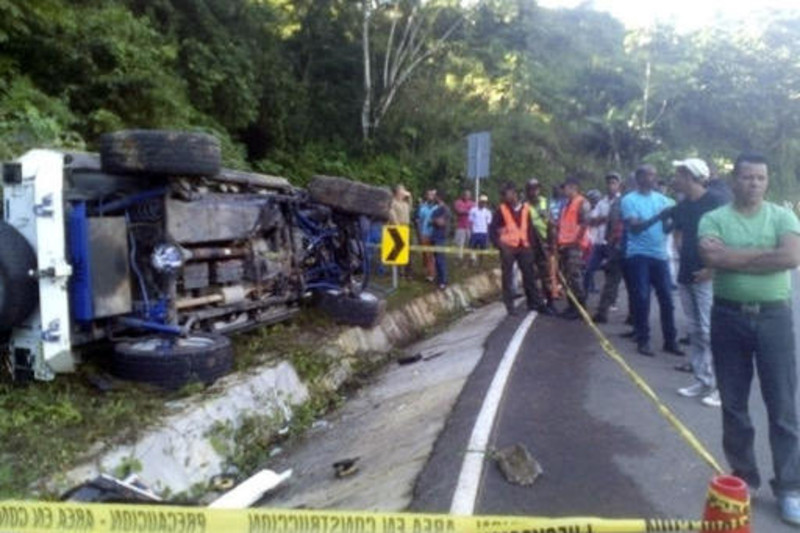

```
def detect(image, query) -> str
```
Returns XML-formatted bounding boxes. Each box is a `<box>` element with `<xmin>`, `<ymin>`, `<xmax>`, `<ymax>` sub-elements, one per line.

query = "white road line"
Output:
<box><xmin>449</xmin><ymin>311</ymin><xmax>538</xmax><ymax>515</ymax></box>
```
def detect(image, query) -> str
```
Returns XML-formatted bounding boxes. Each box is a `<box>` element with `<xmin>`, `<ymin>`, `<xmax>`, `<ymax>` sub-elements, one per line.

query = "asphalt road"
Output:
<box><xmin>412</xmin><ymin>273</ymin><xmax>800</xmax><ymax>531</ymax></box>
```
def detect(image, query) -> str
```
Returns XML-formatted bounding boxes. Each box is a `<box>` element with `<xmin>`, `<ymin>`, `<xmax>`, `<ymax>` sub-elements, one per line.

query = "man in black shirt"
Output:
<box><xmin>430</xmin><ymin>193</ymin><xmax>451</xmax><ymax>290</ymax></box>
<box><xmin>671</xmin><ymin>158</ymin><xmax>724</xmax><ymax>407</ymax></box>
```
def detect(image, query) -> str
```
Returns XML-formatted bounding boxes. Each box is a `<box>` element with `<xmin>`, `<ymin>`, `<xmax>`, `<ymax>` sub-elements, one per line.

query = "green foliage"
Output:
<box><xmin>0</xmin><ymin>77</ymin><xmax>84</xmax><ymax>160</ymax></box>
<box><xmin>112</xmin><ymin>456</ymin><xmax>143</xmax><ymax>479</ymax></box>
<box><xmin>0</xmin><ymin>375</ymin><xmax>165</xmax><ymax>498</ymax></box>
<box><xmin>4</xmin><ymin>0</ymin><xmax>800</xmax><ymax>198</ymax></box>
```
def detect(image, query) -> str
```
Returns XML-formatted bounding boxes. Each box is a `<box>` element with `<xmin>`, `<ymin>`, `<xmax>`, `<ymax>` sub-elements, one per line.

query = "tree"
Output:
<box><xmin>361</xmin><ymin>0</ymin><xmax>462</xmax><ymax>142</ymax></box>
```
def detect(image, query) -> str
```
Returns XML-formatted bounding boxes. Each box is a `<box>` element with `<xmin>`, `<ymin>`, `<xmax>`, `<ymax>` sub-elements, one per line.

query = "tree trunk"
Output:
<box><xmin>361</xmin><ymin>2</ymin><xmax>373</xmax><ymax>142</ymax></box>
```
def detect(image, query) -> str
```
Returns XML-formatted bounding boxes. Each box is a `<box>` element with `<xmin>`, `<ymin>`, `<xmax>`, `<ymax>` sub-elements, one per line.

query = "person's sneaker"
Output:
<box><xmin>663</xmin><ymin>343</ymin><xmax>686</xmax><ymax>356</ymax></box>
<box><xmin>610</xmin><ymin>305</ymin><xmax>619</xmax><ymax>312</ymax></box>
<box><xmin>779</xmin><ymin>492</ymin><xmax>800</xmax><ymax>526</ymax></box>
<box><xmin>679</xmin><ymin>336</ymin><xmax>691</xmax><ymax>346</ymax></box>
<box><xmin>701</xmin><ymin>390</ymin><xmax>721</xmax><ymax>407</ymax></box>
<box><xmin>637</xmin><ymin>344</ymin><xmax>655</xmax><ymax>357</ymax></box>
<box><xmin>620</xmin><ymin>330</ymin><xmax>637</xmax><ymax>339</ymax></box>
<box><xmin>678</xmin><ymin>382</ymin><xmax>709</xmax><ymax>398</ymax></box>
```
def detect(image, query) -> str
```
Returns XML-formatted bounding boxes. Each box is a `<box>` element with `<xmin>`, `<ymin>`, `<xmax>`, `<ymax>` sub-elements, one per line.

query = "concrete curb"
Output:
<box><xmin>51</xmin><ymin>269</ymin><xmax>502</xmax><ymax>497</ymax></box>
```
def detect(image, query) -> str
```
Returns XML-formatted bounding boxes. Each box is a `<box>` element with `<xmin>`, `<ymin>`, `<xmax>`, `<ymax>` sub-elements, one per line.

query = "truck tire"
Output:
<box><xmin>0</xmin><ymin>221</ymin><xmax>38</xmax><ymax>330</ymax></box>
<box><xmin>308</xmin><ymin>176</ymin><xmax>392</xmax><ymax>221</ymax></box>
<box><xmin>100</xmin><ymin>130</ymin><xmax>221</xmax><ymax>176</ymax></box>
<box><xmin>318</xmin><ymin>291</ymin><xmax>385</xmax><ymax>329</ymax></box>
<box><xmin>111</xmin><ymin>334</ymin><xmax>233</xmax><ymax>390</ymax></box>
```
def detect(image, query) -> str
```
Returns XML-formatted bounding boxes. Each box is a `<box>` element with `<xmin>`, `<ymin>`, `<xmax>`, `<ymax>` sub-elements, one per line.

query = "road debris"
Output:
<box><xmin>494</xmin><ymin>444</ymin><xmax>543</xmax><ymax>487</ymax></box>
<box><xmin>397</xmin><ymin>351</ymin><xmax>446</xmax><ymax>366</ymax></box>
<box><xmin>333</xmin><ymin>458</ymin><xmax>360</xmax><ymax>479</ymax></box>
<box><xmin>209</xmin><ymin>473</ymin><xmax>238</xmax><ymax>492</ymax></box>
<box><xmin>209</xmin><ymin>469</ymin><xmax>292</xmax><ymax>509</ymax></box>
<box><xmin>61</xmin><ymin>474</ymin><xmax>162</xmax><ymax>503</ymax></box>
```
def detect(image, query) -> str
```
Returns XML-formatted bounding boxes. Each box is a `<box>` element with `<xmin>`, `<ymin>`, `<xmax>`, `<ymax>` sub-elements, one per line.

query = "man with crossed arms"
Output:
<box><xmin>699</xmin><ymin>153</ymin><xmax>800</xmax><ymax>526</ymax></box>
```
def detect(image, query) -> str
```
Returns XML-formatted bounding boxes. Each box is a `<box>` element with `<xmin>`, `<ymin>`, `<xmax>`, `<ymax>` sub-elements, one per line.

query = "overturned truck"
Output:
<box><xmin>1</xmin><ymin>130</ymin><xmax>391</xmax><ymax>389</ymax></box>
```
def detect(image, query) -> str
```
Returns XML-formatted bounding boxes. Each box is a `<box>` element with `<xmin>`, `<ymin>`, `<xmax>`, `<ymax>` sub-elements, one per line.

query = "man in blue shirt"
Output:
<box><xmin>416</xmin><ymin>190</ymin><xmax>437</xmax><ymax>282</ymax></box>
<box><xmin>621</xmin><ymin>165</ymin><xmax>683</xmax><ymax>357</ymax></box>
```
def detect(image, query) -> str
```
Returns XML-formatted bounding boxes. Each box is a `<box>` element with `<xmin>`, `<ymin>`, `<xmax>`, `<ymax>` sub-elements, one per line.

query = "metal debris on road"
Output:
<box><xmin>333</xmin><ymin>458</ymin><xmax>360</xmax><ymax>479</ymax></box>
<box><xmin>397</xmin><ymin>351</ymin><xmax>446</xmax><ymax>366</ymax></box>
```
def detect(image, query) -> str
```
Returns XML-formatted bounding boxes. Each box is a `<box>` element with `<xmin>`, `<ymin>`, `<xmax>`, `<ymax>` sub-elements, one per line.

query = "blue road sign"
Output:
<box><xmin>467</xmin><ymin>132</ymin><xmax>491</xmax><ymax>180</ymax></box>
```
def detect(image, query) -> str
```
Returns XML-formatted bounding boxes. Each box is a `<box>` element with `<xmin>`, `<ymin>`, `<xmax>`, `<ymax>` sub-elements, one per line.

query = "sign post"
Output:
<box><xmin>467</xmin><ymin>131</ymin><xmax>491</xmax><ymax>199</ymax></box>
<box><xmin>381</xmin><ymin>225</ymin><xmax>410</xmax><ymax>290</ymax></box>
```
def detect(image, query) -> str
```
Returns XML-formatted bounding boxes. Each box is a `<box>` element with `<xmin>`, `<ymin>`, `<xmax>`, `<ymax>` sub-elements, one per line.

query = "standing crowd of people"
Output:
<box><xmin>389</xmin><ymin>153</ymin><xmax>800</xmax><ymax>525</ymax></box>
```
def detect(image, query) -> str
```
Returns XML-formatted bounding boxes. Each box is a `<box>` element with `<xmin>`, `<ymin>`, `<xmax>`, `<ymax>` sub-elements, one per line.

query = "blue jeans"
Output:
<box><xmin>470</xmin><ymin>233</ymin><xmax>489</xmax><ymax>249</ymax></box>
<box><xmin>369</xmin><ymin>223</ymin><xmax>385</xmax><ymax>275</ymax></box>
<box><xmin>679</xmin><ymin>281</ymin><xmax>715</xmax><ymax>388</ymax></box>
<box><xmin>433</xmin><ymin>237</ymin><xmax>447</xmax><ymax>286</ymax></box>
<box><xmin>711</xmin><ymin>303</ymin><xmax>800</xmax><ymax>495</ymax></box>
<box><xmin>626</xmin><ymin>255</ymin><xmax>676</xmax><ymax>347</ymax></box>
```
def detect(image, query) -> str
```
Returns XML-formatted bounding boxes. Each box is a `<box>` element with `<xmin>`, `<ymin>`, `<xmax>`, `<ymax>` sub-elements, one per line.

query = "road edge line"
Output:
<box><xmin>449</xmin><ymin>311</ymin><xmax>538</xmax><ymax>515</ymax></box>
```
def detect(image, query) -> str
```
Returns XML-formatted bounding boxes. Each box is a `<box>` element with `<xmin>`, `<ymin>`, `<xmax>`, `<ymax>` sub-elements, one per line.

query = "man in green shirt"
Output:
<box><xmin>699</xmin><ymin>153</ymin><xmax>800</xmax><ymax>526</ymax></box>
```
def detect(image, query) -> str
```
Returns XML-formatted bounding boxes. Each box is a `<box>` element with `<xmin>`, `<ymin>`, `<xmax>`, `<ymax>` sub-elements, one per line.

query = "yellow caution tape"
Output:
<box><xmin>557</xmin><ymin>272</ymin><xmax>726</xmax><ymax>475</ymax></box>
<box><xmin>408</xmin><ymin>245</ymin><xmax>500</xmax><ymax>256</ymax></box>
<box><xmin>0</xmin><ymin>501</ymin><xmax>750</xmax><ymax>533</ymax></box>
<box><xmin>369</xmin><ymin>241</ymin><xmax>501</xmax><ymax>256</ymax></box>
<box><xmin>705</xmin><ymin>486</ymin><xmax>750</xmax><ymax>515</ymax></box>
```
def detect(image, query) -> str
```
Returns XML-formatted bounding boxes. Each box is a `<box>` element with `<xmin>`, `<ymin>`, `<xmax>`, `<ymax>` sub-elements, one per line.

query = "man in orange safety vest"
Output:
<box><xmin>557</xmin><ymin>177</ymin><xmax>591</xmax><ymax>319</ymax></box>
<box><xmin>489</xmin><ymin>182</ymin><xmax>550</xmax><ymax>315</ymax></box>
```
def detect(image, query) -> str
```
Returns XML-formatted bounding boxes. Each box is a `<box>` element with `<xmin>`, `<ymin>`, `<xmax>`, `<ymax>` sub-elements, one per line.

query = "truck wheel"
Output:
<box><xmin>100</xmin><ymin>130</ymin><xmax>221</xmax><ymax>176</ymax></box>
<box><xmin>318</xmin><ymin>291</ymin><xmax>386</xmax><ymax>329</ymax></box>
<box><xmin>308</xmin><ymin>176</ymin><xmax>392</xmax><ymax>221</ymax></box>
<box><xmin>111</xmin><ymin>334</ymin><xmax>233</xmax><ymax>390</ymax></box>
<box><xmin>0</xmin><ymin>221</ymin><xmax>38</xmax><ymax>330</ymax></box>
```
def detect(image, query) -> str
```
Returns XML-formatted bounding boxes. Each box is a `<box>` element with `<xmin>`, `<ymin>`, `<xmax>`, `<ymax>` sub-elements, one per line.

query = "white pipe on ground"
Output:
<box><xmin>208</xmin><ymin>469</ymin><xmax>293</xmax><ymax>509</ymax></box>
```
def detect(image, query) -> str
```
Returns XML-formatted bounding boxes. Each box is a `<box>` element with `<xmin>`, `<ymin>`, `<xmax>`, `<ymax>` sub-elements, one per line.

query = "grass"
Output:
<box><xmin>0</xmin><ymin>259</ymin><xmax>499</xmax><ymax>500</ymax></box>
<box><xmin>0</xmin><ymin>369</ymin><xmax>170</xmax><ymax>498</ymax></box>
<box><xmin>378</xmin><ymin>256</ymin><xmax>500</xmax><ymax>309</ymax></box>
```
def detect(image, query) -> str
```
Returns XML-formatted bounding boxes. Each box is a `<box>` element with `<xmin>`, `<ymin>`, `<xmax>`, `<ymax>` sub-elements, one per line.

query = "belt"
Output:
<box><xmin>714</xmin><ymin>297</ymin><xmax>790</xmax><ymax>314</ymax></box>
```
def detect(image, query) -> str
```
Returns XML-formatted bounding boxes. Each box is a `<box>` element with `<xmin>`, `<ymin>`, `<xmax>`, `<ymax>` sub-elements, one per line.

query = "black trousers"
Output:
<box><xmin>500</xmin><ymin>246</ymin><xmax>542</xmax><ymax>313</ymax></box>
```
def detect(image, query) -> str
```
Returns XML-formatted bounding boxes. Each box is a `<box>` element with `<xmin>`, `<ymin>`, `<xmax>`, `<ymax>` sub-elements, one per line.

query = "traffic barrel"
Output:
<box><xmin>702</xmin><ymin>475</ymin><xmax>750</xmax><ymax>532</ymax></box>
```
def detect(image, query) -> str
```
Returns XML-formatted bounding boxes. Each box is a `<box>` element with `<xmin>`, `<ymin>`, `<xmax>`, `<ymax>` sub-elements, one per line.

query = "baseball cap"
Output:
<box><xmin>672</xmin><ymin>158</ymin><xmax>710</xmax><ymax>181</ymax></box>
<box><xmin>479</xmin><ymin>194</ymin><xmax>489</xmax><ymax>202</ymax></box>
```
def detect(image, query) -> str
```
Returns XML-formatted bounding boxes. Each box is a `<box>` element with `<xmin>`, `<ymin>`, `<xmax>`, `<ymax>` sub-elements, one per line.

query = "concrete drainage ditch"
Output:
<box><xmin>48</xmin><ymin>269</ymin><xmax>502</xmax><ymax>499</ymax></box>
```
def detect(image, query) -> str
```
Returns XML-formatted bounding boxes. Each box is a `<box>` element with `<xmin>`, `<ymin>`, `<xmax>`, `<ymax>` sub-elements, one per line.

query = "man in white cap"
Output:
<box><xmin>671</xmin><ymin>158</ymin><xmax>725</xmax><ymax>407</ymax></box>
